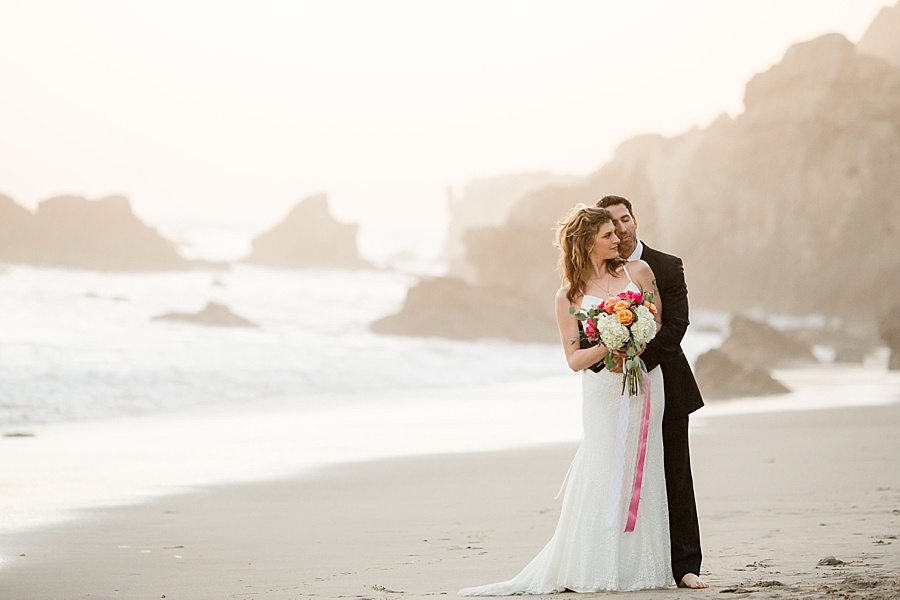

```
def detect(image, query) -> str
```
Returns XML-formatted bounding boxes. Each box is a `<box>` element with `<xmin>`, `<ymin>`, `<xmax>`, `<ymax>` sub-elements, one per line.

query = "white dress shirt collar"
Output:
<box><xmin>625</xmin><ymin>239</ymin><xmax>644</xmax><ymax>262</ymax></box>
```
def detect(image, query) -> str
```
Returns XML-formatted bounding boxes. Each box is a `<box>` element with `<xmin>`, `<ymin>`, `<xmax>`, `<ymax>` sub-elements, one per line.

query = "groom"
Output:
<box><xmin>597</xmin><ymin>195</ymin><xmax>707</xmax><ymax>589</ymax></box>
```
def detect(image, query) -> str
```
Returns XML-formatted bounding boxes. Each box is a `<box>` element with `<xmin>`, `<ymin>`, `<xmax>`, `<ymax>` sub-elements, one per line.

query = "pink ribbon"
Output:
<box><xmin>624</xmin><ymin>369</ymin><xmax>651</xmax><ymax>533</ymax></box>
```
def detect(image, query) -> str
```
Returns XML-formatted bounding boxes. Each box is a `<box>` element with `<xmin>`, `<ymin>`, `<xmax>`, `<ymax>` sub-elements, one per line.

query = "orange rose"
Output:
<box><xmin>643</xmin><ymin>301</ymin><xmax>657</xmax><ymax>314</ymax></box>
<box><xmin>614</xmin><ymin>300</ymin><xmax>631</xmax><ymax>313</ymax></box>
<box><xmin>603</xmin><ymin>297</ymin><xmax>618</xmax><ymax>314</ymax></box>
<box><xmin>615</xmin><ymin>308</ymin><xmax>634</xmax><ymax>326</ymax></box>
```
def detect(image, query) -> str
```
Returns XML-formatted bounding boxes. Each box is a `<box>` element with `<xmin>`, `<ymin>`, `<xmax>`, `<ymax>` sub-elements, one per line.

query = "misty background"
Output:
<box><xmin>0</xmin><ymin>0</ymin><xmax>891</xmax><ymax>263</ymax></box>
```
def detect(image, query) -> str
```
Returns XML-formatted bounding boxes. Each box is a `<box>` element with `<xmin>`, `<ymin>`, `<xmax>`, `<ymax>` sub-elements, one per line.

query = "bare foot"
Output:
<box><xmin>678</xmin><ymin>573</ymin><xmax>708</xmax><ymax>589</ymax></box>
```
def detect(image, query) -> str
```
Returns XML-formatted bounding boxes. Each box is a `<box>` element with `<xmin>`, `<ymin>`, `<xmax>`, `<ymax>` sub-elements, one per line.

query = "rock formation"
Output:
<box><xmin>877</xmin><ymin>305</ymin><xmax>900</xmax><ymax>370</ymax></box>
<box><xmin>694</xmin><ymin>315</ymin><xmax>818</xmax><ymax>400</ymax></box>
<box><xmin>243</xmin><ymin>193</ymin><xmax>370</xmax><ymax>269</ymax></box>
<box><xmin>857</xmin><ymin>1</ymin><xmax>900</xmax><ymax>67</ymax></box>
<box><xmin>152</xmin><ymin>301</ymin><xmax>258</xmax><ymax>328</ymax></box>
<box><xmin>377</xmin><ymin>18</ymin><xmax>900</xmax><ymax>342</ymax></box>
<box><xmin>695</xmin><ymin>348</ymin><xmax>790</xmax><ymax>400</ymax></box>
<box><xmin>0</xmin><ymin>194</ymin><xmax>191</xmax><ymax>271</ymax></box>
<box><xmin>610</xmin><ymin>32</ymin><xmax>900</xmax><ymax>324</ymax></box>
<box><xmin>371</xmin><ymin>277</ymin><xmax>560</xmax><ymax>341</ymax></box>
<box><xmin>444</xmin><ymin>172</ymin><xmax>579</xmax><ymax>282</ymax></box>
<box><xmin>718</xmin><ymin>315</ymin><xmax>818</xmax><ymax>371</ymax></box>
<box><xmin>0</xmin><ymin>193</ymin><xmax>34</xmax><ymax>264</ymax></box>
<box><xmin>792</xmin><ymin>322</ymin><xmax>877</xmax><ymax>364</ymax></box>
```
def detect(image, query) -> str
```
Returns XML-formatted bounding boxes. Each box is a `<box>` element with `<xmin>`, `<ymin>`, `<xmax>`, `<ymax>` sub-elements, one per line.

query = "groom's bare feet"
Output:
<box><xmin>678</xmin><ymin>573</ymin><xmax>708</xmax><ymax>589</ymax></box>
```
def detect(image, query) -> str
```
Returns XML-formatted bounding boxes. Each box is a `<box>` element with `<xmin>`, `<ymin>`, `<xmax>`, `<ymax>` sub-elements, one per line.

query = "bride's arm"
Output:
<box><xmin>555</xmin><ymin>288</ymin><xmax>609</xmax><ymax>372</ymax></box>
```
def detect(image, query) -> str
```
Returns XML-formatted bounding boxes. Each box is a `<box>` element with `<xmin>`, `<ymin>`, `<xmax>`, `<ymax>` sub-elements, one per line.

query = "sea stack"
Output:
<box><xmin>244</xmin><ymin>193</ymin><xmax>370</xmax><ymax>269</ymax></box>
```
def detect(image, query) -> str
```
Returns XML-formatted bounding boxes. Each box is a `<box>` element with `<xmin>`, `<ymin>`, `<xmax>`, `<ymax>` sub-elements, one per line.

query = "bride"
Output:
<box><xmin>459</xmin><ymin>205</ymin><xmax>671</xmax><ymax>595</ymax></box>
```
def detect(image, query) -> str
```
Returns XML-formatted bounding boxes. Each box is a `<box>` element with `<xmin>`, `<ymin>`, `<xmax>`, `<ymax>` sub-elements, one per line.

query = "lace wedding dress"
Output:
<box><xmin>459</xmin><ymin>287</ymin><xmax>671</xmax><ymax>595</ymax></box>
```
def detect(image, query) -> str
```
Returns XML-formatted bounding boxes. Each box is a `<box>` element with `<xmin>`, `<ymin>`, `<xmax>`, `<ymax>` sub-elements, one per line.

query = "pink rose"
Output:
<box><xmin>584</xmin><ymin>318</ymin><xmax>598</xmax><ymax>340</ymax></box>
<box><xmin>620</xmin><ymin>290</ymin><xmax>642</xmax><ymax>304</ymax></box>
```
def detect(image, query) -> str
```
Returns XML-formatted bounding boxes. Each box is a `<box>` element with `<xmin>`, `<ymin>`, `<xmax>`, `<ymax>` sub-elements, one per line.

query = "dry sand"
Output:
<box><xmin>2</xmin><ymin>402</ymin><xmax>899</xmax><ymax>599</ymax></box>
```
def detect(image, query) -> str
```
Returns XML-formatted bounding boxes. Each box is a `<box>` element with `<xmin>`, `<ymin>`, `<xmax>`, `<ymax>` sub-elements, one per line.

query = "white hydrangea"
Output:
<box><xmin>630</xmin><ymin>305</ymin><xmax>658</xmax><ymax>345</ymax></box>
<box><xmin>597</xmin><ymin>313</ymin><xmax>630</xmax><ymax>350</ymax></box>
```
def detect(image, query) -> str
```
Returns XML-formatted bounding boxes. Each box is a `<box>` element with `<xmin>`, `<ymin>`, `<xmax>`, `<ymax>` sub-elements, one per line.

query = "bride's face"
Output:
<box><xmin>590</xmin><ymin>222</ymin><xmax>620</xmax><ymax>261</ymax></box>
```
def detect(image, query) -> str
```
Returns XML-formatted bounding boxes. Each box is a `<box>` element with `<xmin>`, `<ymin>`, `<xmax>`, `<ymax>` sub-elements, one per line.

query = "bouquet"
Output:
<box><xmin>570</xmin><ymin>289</ymin><xmax>658</xmax><ymax>397</ymax></box>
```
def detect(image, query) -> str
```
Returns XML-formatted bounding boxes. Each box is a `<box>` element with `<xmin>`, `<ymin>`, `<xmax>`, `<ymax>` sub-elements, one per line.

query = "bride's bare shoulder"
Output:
<box><xmin>628</xmin><ymin>259</ymin><xmax>654</xmax><ymax>277</ymax></box>
<box><xmin>556</xmin><ymin>285</ymin><xmax>579</xmax><ymax>307</ymax></box>
<box><xmin>628</xmin><ymin>260</ymin><xmax>654</xmax><ymax>281</ymax></box>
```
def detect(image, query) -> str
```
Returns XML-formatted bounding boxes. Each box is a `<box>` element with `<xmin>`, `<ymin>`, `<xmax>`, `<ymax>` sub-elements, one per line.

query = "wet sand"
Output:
<box><xmin>1</xmin><ymin>402</ymin><xmax>898</xmax><ymax>599</ymax></box>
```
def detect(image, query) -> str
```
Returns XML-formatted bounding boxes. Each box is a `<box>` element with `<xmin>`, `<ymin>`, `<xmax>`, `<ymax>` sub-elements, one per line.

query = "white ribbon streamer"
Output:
<box><xmin>604</xmin><ymin>388</ymin><xmax>631</xmax><ymax>529</ymax></box>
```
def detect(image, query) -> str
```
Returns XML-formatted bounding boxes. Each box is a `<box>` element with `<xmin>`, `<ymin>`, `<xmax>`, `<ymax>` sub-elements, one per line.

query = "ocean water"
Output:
<box><xmin>0</xmin><ymin>263</ymin><xmax>571</xmax><ymax>427</ymax></box>
<box><xmin>2</xmin><ymin>254</ymin><xmax>886</xmax><ymax>430</ymax></box>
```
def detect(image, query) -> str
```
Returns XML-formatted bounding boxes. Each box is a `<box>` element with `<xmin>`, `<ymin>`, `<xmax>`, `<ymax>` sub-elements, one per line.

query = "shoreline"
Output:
<box><xmin>0</xmin><ymin>374</ymin><xmax>585</xmax><ymax>538</ymax></box>
<box><xmin>1</xmin><ymin>361</ymin><xmax>897</xmax><ymax>538</ymax></box>
<box><xmin>2</xmin><ymin>401</ymin><xmax>899</xmax><ymax>599</ymax></box>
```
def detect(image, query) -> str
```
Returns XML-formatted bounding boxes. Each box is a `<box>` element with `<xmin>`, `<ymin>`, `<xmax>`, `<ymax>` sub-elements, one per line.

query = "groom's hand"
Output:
<box><xmin>608</xmin><ymin>355</ymin><xmax>625</xmax><ymax>373</ymax></box>
<box><xmin>579</xmin><ymin>336</ymin><xmax>606</xmax><ymax>372</ymax></box>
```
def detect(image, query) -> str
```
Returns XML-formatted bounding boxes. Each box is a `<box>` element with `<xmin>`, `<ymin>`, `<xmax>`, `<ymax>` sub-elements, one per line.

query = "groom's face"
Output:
<box><xmin>605</xmin><ymin>203</ymin><xmax>638</xmax><ymax>258</ymax></box>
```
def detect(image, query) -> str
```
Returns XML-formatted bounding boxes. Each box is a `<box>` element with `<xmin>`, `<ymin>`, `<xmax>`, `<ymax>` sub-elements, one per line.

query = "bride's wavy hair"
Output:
<box><xmin>555</xmin><ymin>204</ymin><xmax>624</xmax><ymax>304</ymax></box>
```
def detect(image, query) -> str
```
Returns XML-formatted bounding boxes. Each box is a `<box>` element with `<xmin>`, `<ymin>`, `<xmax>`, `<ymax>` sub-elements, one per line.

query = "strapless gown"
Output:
<box><xmin>459</xmin><ymin>288</ymin><xmax>671</xmax><ymax>595</ymax></box>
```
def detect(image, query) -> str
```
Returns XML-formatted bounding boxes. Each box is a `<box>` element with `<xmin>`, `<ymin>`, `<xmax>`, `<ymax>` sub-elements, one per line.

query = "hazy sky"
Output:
<box><xmin>0</xmin><ymin>0</ymin><xmax>890</xmax><ymax>260</ymax></box>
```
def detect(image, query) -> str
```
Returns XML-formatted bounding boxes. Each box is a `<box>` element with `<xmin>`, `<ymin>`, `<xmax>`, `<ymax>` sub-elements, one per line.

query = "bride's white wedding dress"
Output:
<box><xmin>459</xmin><ymin>285</ymin><xmax>671</xmax><ymax>595</ymax></box>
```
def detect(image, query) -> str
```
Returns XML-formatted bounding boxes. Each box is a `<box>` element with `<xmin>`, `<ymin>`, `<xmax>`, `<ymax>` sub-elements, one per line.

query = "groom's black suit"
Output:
<box><xmin>638</xmin><ymin>243</ymin><xmax>704</xmax><ymax>583</ymax></box>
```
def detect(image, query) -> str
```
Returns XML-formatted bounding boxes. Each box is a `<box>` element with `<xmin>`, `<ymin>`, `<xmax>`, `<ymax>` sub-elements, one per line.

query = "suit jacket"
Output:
<box><xmin>639</xmin><ymin>244</ymin><xmax>704</xmax><ymax>421</ymax></box>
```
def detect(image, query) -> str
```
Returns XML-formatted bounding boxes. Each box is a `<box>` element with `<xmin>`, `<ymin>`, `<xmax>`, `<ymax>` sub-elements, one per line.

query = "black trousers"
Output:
<box><xmin>662</xmin><ymin>415</ymin><xmax>702</xmax><ymax>583</ymax></box>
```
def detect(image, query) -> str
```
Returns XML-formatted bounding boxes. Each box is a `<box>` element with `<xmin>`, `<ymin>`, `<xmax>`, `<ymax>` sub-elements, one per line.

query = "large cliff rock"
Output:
<box><xmin>857</xmin><ymin>1</ymin><xmax>900</xmax><ymax>67</ymax></box>
<box><xmin>444</xmin><ymin>172</ymin><xmax>579</xmax><ymax>282</ymax></box>
<box><xmin>0</xmin><ymin>193</ymin><xmax>35</xmax><ymax>264</ymax></box>
<box><xmin>665</xmin><ymin>33</ymin><xmax>900</xmax><ymax>321</ymax></box>
<box><xmin>243</xmin><ymin>193</ymin><xmax>370</xmax><ymax>269</ymax></box>
<box><xmin>377</xmin><ymin>26</ymin><xmax>900</xmax><ymax>342</ymax></box>
<box><xmin>0</xmin><ymin>194</ymin><xmax>191</xmax><ymax>271</ymax></box>
<box><xmin>373</xmin><ymin>178</ymin><xmax>602</xmax><ymax>342</ymax></box>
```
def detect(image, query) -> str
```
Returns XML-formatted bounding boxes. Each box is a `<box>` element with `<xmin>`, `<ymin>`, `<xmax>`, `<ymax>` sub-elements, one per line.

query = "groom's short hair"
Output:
<box><xmin>596</xmin><ymin>195</ymin><xmax>634</xmax><ymax>216</ymax></box>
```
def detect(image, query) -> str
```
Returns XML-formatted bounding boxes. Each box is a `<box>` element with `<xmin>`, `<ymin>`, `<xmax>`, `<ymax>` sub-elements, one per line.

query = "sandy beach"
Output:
<box><xmin>2</xmin><ymin>395</ymin><xmax>899</xmax><ymax>599</ymax></box>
